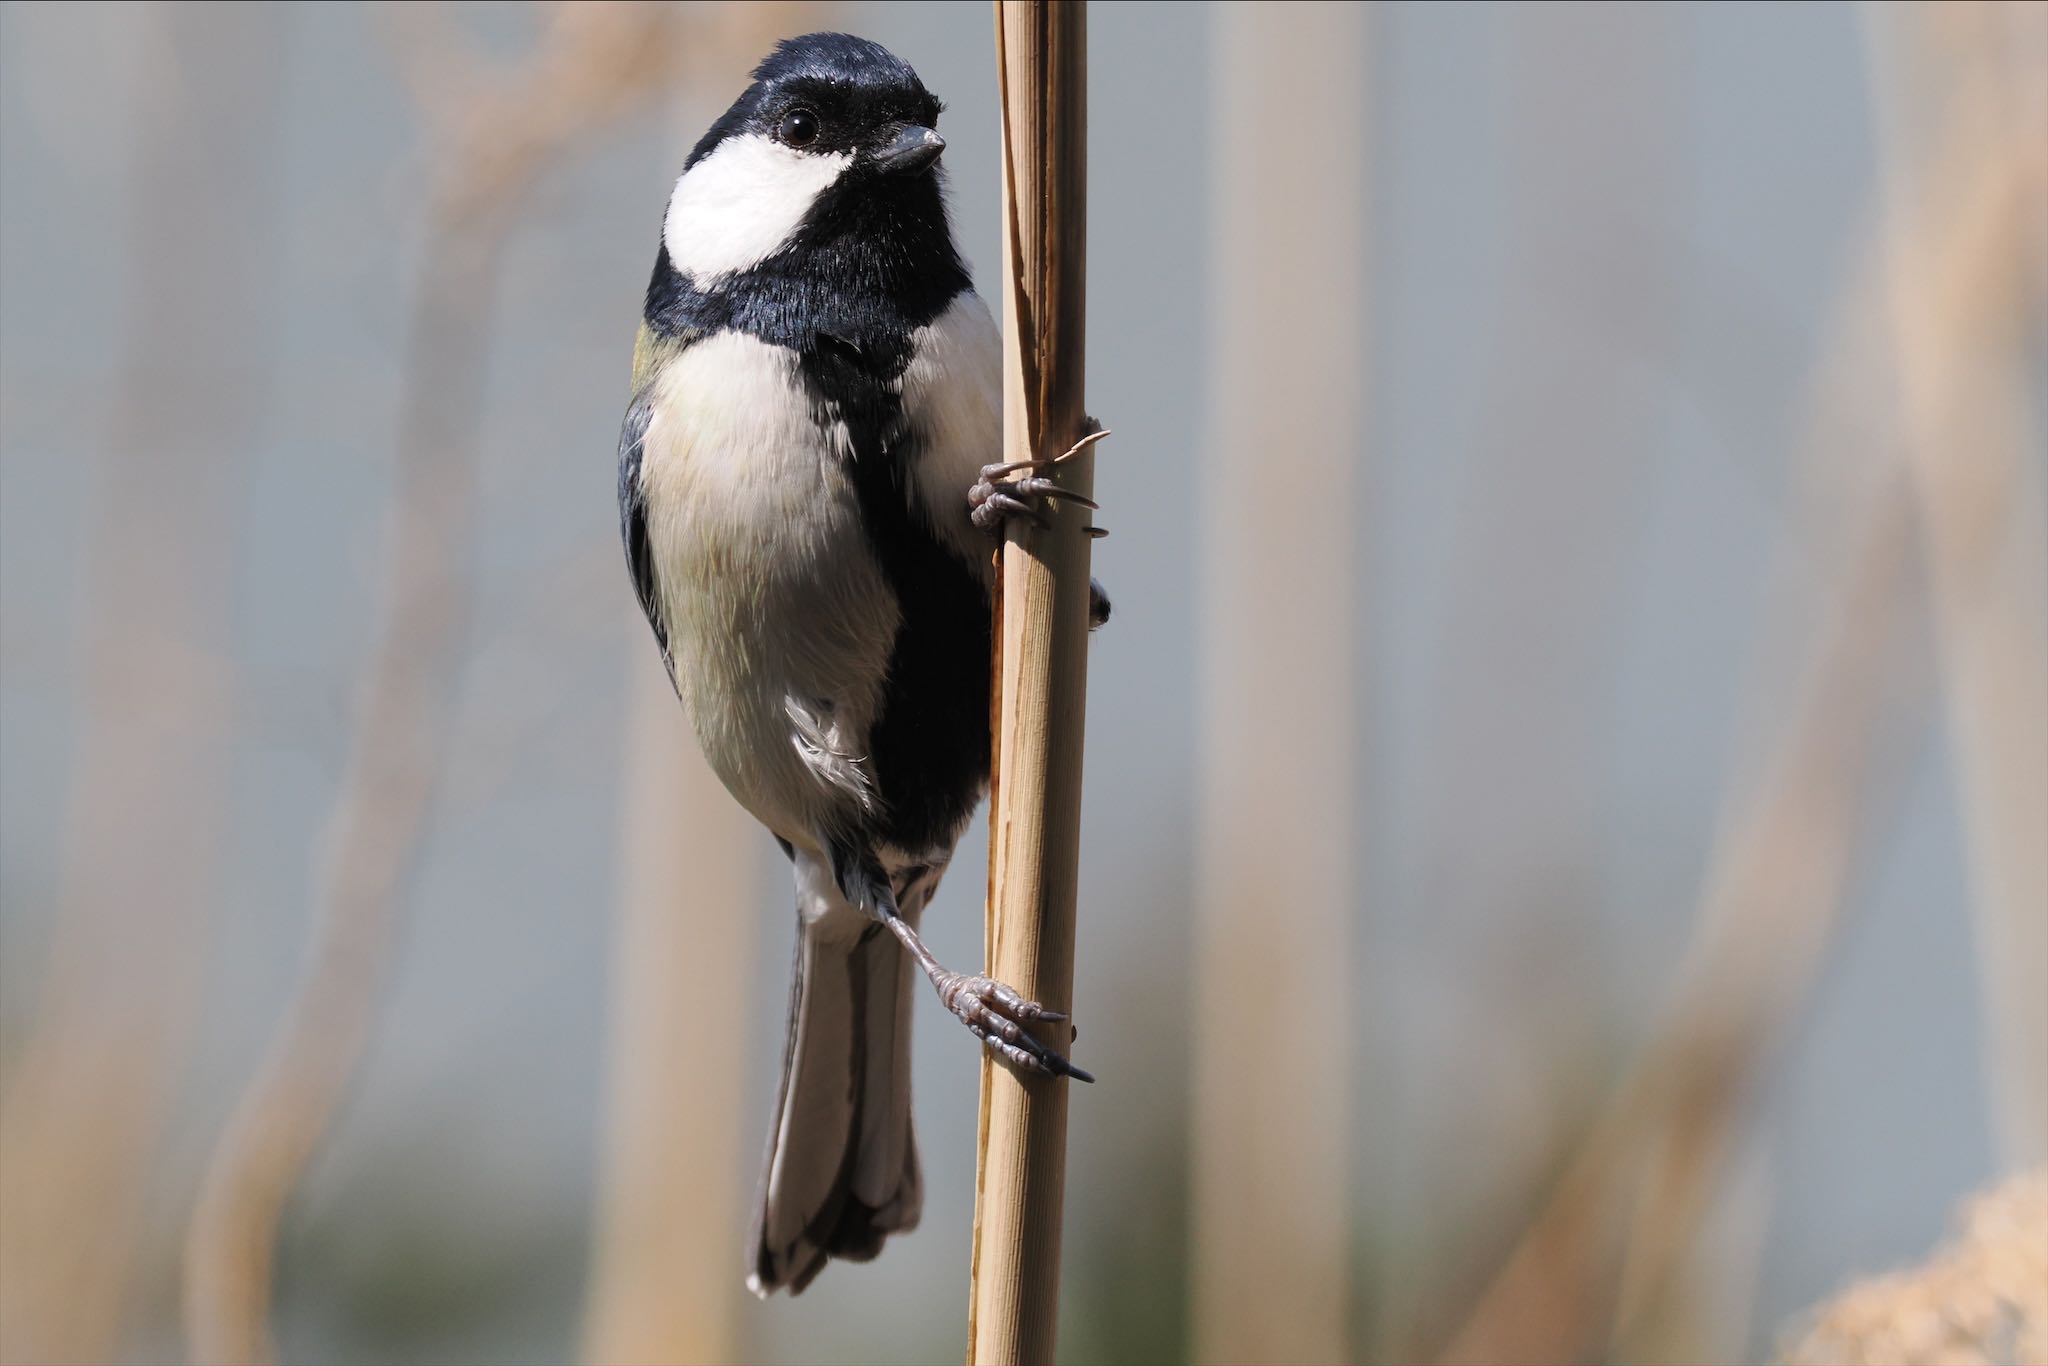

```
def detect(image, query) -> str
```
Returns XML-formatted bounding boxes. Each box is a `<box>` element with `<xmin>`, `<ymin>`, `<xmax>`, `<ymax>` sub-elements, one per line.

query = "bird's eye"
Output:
<box><xmin>778</xmin><ymin>109</ymin><xmax>820</xmax><ymax>148</ymax></box>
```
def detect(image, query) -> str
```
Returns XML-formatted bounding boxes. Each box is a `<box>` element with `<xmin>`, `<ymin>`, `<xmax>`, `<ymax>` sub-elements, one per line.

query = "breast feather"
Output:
<box><xmin>639</xmin><ymin>330</ymin><xmax>899</xmax><ymax>840</ymax></box>
<box><xmin>901</xmin><ymin>289</ymin><xmax>1003</xmax><ymax>574</ymax></box>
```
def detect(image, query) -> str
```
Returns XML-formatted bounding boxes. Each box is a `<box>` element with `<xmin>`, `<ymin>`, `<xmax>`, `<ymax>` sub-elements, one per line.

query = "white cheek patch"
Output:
<box><xmin>663</xmin><ymin>133</ymin><xmax>853</xmax><ymax>283</ymax></box>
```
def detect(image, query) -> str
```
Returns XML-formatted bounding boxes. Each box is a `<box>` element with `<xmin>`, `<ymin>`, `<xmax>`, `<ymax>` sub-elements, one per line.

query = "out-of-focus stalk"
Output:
<box><xmin>1442</xmin><ymin>416</ymin><xmax>1918</xmax><ymax>1366</ymax></box>
<box><xmin>579</xmin><ymin>666</ymin><xmax>761</xmax><ymax>1366</ymax></box>
<box><xmin>1863</xmin><ymin>0</ymin><xmax>2048</xmax><ymax>1170</ymax></box>
<box><xmin>1441</xmin><ymin>72</ymin><xmax>2046</xmax><ymax>1366</ymax></box>
<box><xmin>1188</xmin><ymin>5</ymin><xmax>1366</xmax><ymax>1365</ymax></box>
<box><xmin>0</xmin><ymin>7</ymin><xmax>284</xmax><ymax>1362</ymax></box>
<box><xmin>183</xmin><ymin>8</ymin><xmax>696</xmax><ymax>1362</ymax></box>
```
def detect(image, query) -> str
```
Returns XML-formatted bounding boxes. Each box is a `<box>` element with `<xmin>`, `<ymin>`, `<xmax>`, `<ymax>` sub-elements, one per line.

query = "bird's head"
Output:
<box><xmin>662</xmin><ymin>33</ymin><xmax>953</xmax><ymax>288</ymax></box>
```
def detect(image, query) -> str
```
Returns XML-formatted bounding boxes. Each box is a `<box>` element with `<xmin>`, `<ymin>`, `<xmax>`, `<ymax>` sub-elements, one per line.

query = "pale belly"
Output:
<box><xmin>638</xmin><ymin>331</ymin><xmax>900</xmax><ymax>846</ymax></box>
<box><xmin>636</xmin><ymin>291</ymin><xmax>1002</xmax><ymax>855</ymax></box>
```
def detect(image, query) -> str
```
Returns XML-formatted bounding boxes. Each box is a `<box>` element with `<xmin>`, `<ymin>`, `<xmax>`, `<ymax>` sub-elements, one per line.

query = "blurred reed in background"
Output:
<box><xmin>0</xmin><ymin>2</ymin><xmax>2041</xmax><ymax>1364</ymax></box>
<box><xmin>1190</xmin><ymin>6</ymin><xmax>1364</xmax><ymax>1363</ymax></box>
<box><xmin>1</xmin><ymin>9</ymin><xmax>286</xmax><ymax>1360</ymax></box>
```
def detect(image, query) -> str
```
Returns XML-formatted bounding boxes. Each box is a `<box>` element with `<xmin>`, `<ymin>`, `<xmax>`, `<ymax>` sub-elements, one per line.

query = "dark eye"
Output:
<box><xmin>778</xmin><ymin>108</ymin><xmax>819</xmax><ymax>148</ymax></box>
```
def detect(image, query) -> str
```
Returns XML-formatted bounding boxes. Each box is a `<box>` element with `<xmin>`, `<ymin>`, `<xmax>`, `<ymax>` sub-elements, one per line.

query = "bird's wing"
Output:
<box><xmin>618</xmin><ymin>322</ymin><xmax>696</xmax><ymax>683</ymax></box>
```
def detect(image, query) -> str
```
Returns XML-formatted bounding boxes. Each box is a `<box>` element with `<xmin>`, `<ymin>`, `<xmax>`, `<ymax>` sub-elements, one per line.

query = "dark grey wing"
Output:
<box><xmin>617</xmin><ymin>392</ymin><xmax>671</xmax><ymax>682</ymax></box>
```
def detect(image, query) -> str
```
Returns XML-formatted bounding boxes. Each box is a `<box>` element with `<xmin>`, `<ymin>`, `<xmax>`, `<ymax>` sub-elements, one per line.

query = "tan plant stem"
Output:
<box><xmin>967</xmin><ymin>4</ymin><xmax>1095</xmax><ymax>1363</ymax></box>
<box><xmin>1187</xmin><ymin>5</ymin><xmax>1367</xmax><ymax>1365</ymax></box>
<box><xmin>1863</xmin><ymin>0</ymin><xmax>2048</xmax><ymax>1170</ymax></box>
<box><xmin>578</xmin><ymin>668</ymin><xmax>762</xmax><ymax>1366</ymax></box>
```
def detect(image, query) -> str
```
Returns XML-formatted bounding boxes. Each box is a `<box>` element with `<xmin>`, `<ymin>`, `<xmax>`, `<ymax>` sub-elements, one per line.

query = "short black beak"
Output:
<box><xmin>874</xmin><ymin>125</ymin><xmax>945</xmax><ymax>176</ymax></box>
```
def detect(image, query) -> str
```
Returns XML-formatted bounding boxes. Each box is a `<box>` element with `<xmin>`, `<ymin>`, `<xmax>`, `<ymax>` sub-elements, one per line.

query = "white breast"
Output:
<box><xmin>900</xmin><ymin>289</ymin><xmax>1003</xmax><ymax>571</ymax></box>
<box><xmin>639</xmin><ymin>331</ymin><xmax>899</xmax><ymax>845</ymax></box>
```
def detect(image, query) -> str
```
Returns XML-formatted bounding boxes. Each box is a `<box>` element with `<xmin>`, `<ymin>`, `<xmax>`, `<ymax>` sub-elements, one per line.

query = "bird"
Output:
<box><xmin>616</xmin><ymin>33</ymin><xmax>1105</xmax><ymax>1297</ymax></box>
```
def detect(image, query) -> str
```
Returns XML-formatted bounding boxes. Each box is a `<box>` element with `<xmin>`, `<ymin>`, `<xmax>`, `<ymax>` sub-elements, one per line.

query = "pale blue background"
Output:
<box><xmin>0</xmin><ymin>2</ymin><xmax>2003</xmax><ymax>1362</ymax></box>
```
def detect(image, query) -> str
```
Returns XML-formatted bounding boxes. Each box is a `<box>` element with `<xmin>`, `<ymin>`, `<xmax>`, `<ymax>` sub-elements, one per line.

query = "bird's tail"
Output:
<box><xmin>747</xmin><ymin>907</ymin><xmax>922</xmax><ymax>1296</ymax></box>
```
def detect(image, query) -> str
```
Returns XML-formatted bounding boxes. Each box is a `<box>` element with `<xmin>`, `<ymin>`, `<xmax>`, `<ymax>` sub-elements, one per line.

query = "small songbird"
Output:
<box><xmin>617</xmin><ymin>34</ymin><xmax>1103</xmax><ymax>1296</ymax></box>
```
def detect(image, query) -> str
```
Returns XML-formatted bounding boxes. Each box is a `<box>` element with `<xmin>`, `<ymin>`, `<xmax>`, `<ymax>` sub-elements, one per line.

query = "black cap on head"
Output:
<box><xmin>687</xmin><ymin>32</ymin><xmax>943</xmax><ymax>171</ymax></box>
<box><xmin>751</xmin><ymin>32</ymin><xmax>922</xmax><ymax>89</ymax></box>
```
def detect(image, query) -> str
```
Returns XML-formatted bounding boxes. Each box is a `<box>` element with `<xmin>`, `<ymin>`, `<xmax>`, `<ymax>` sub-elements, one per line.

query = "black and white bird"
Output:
<box><xmin>616</xmin><ymin>33</ymin><xmax>1103</xmax><ymax>1297</ymax></box>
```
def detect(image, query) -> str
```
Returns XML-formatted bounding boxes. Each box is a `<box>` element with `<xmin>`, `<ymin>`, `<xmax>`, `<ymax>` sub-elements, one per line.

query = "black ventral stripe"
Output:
<box><xmin>641</xmin><ymin>157</ymin><xmax>986</xmax><ymax>856</ymax></box>
<box><xmin>796</xmin><ymin>322</ymin><xmax>991</xmax><ymax>858</ymax></box>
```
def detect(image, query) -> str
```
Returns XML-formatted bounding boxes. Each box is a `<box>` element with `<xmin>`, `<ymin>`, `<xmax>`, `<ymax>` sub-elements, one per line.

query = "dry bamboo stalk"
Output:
<box><xmin>579</xmin><ymin>664</ymin><xmax>761</xmax><ymax>1366</ymax></box>
<box><xmin>967</xmin><ymin>4</ymin><xmax>1094</xmax><ymax>1363</ymax></box>
<box><xmin>1863</xmin><ymin>0</ymin><xmax>2048</xmax><ymax>1168</ymax></box>
<box><xmin>1189</xmin><ymin>5</ymin><xmax>1365</xmax><ymax>1365</ymax></box>
<box><xmin>182</xmin><ymin>9</ymin><xmax>693</xmax><ymax>1362</ymax></box>
<box><xmin>0</xmin><ymin>7</ymin><xmax>283</xmax><ymax>1362</ymax></box>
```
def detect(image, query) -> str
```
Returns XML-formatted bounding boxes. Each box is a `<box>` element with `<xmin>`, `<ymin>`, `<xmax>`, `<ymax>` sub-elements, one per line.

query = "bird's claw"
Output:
<box><xmin>969</xmin><ymin>487</ymin><xmax>1048</xmax><ymax>532</ymax></box>
<box><xmin>968</xmin><ymin>418</ymin><xmax>1113</xmax><ymax>631</ymax></box>
<box><xmin>968</xmin><ymin>421</ymin><xmax>1110</xmax><ymax>536</ymax></box>
<box><xmin>934</xmin><ymin>971</ymin><xmax>1095</xmax><ymax>1082</ymax></box>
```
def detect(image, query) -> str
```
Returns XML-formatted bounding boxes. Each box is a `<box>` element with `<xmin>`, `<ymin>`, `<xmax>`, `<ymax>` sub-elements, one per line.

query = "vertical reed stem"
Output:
<box><xmin>0</xmin><ymin>9</ymin><xmax>283</xmax><ymax>1362</ymax></box>
<box><xmin>1189</xmin><ymin>6</ymin><xmax>1365</xmax><ymax>1363</ymax></box>
<box><xmin>1862</xmin><ymin>0</ymin><xmax>2048</xmax><ymax>1169</ymax></box>
<box><xmin>968</xmin><ymin>4</ymin><xmax>1092</xmax><ymax>1363</ymax></box>
<box><xmin>579</xmin><ymin>667</ymin><xmax>758</xmax><ymax>1366</ymax></box>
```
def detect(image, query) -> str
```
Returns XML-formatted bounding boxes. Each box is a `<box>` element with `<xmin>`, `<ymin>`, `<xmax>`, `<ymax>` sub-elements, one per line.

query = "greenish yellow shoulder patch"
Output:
<box><xmin>630</xmin><ymin>323</ymin><xmax>690</xmax><ymax>398</ymax></box>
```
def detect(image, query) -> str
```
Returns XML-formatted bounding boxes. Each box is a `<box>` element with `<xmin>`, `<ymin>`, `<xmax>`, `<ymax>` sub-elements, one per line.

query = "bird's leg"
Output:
<box><xmin>827</xmin><ymin>843</ymin><xmax>1089</xmax><ymax>1081</ymax></box>
<box><xmin>970</xmin><ymin>419</ymin><xmax>1113</xmax><ymax>629</ymax></box>
<box><xmin>878</xmin><ymin>914</ymin><xmax>1095</xmax><ymax>1082</ymax></box>
<box><xmin>832</xmin><ymin>842</ymin><xmax>1092</xmax><ymax>1080</ymax></box>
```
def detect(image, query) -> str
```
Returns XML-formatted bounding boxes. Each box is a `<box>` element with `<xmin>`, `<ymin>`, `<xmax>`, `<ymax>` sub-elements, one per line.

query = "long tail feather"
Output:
<box><xmin>747</xmin><ymin>892</ymin><xmax>922</xmax><ymax>1295</ymax></box>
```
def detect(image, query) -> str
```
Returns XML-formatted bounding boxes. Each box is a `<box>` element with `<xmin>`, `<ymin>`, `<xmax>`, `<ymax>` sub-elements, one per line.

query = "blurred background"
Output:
<box><xmin>2</xmin><ymin>2</ymin><xmax>2043</xmax><ymax>1364</ymax></box>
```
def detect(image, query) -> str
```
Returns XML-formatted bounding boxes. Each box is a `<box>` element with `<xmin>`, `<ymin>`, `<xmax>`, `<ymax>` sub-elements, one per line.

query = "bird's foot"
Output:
<box><xmin>930</xmin><ymin>969</ymin><xmax>1095</xmax><ymax>1083</ymax></box>
<box><xmin>970</xmin><ymin>420</ymin><xmax>1113</xmax><ymax>630</ymax></box>
<box><xmin>968</xmin><ymin>420</ymin><xmax>1110</xmax><ymax>535</ymax></box>
<box><xmin>872</xmin><ymin>882</ymin><xmax>1095</xmax><ymax>1081</ymax></box>
<box><xmin>967</xmin><ymin>467</ymin><xmax>1099</xmax><ymax>532</ymax></box>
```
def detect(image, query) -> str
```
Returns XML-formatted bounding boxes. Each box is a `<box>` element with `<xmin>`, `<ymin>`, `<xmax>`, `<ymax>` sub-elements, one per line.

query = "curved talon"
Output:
<box><xmin>935</xmin><ymin>971</ymin><xmax>1092</xmax><ymax>1081</ymax></box>
<box><xmin>969</xmin><ymin>469</ymin><xmax>1096</xmax><ymax>535</ymax></box>
<box><xmin>969</xmin><ymin>423</ymin><xmax>1109</xmax><ymax>538</ymax></box>
<box><xmin>978</xmin><ymin>458</ymin><xmax>1041</xmax><ymax>482</ymax></box>
<box><xmin>1004</xmin><ymin>476</ymin><xmax>1099</xmax><ymax>512</ymax></box>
